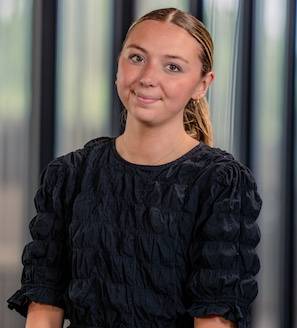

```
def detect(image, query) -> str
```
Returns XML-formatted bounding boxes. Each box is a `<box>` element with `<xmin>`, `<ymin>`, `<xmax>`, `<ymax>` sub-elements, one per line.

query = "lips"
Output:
<box><xmin>132</xmin><ymin>90</ymin><xmax>161</xmax><ymax>103</ymax></box>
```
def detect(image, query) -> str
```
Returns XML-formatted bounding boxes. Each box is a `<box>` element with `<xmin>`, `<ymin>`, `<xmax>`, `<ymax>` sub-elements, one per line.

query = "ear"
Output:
<box><xmin>192</xmin><ymin>71</ymin><xmax>215</xmax><ymax>100</ymax></box>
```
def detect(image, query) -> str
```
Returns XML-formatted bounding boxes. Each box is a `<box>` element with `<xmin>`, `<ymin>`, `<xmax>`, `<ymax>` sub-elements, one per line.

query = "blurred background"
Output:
<box><xmin>0</xmin><ymin>0</ymin><xmax>296</xmax><ymax>327</ymax></box>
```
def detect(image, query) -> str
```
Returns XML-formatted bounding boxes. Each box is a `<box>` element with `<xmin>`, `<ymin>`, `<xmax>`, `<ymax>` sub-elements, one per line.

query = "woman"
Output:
<box><xmin>7</xmin><ymin>7</ymin><xmax>262</xmax><ymax>328</ymax></box>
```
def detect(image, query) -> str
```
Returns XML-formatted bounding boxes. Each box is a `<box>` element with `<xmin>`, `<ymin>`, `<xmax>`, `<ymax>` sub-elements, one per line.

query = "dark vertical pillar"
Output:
<box><xmin>189</xmin><ymin>0</ymin><xmax>203</xmax><ymax>21</ymax></box>
<box><xmin>238</xmin><ymin>0</ymin><xmax>255</xmax><ymax>165</ymax></box>
<box><xmin>281</xmin><ymin>0</ymin><xmax>296</xmax><ymax>327</ymax></box>
<box><xmin>110</xmin><ymin>0</ymin><xmax>134</xmax><ymax>136</ymax></box>
<box><xmin>32</xmin><ymin>0</ymin><xmax>58</xmax><ymax>172</ymax></box>
<box><xmin>40</xmin><ymin>0</ymin><xmax>57</xmax><ymax>170</ymax></box>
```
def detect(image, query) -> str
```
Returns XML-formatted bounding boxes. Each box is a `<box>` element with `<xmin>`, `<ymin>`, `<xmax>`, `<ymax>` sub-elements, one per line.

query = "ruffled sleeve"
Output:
<box><xmin>6</xmin><ymin>150</ymin><xmax>85</xmax><ymax>317</ymax></box>
<box><xmin>185</xmin><ymin>160</ymin><xmax>263</xmax><ymax>328</ymax></box>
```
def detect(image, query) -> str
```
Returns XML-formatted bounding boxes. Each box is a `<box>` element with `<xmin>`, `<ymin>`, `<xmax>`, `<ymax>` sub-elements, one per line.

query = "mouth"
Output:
<box><xmin>132</xmin><ymin>90</ymin><xmax>161</xmax><ymax>104</ymax></box>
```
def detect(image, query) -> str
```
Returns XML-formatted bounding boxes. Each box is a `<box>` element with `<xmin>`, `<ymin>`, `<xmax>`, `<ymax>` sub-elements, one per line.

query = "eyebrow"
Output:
<box><xmin>126</xmin><ymin>44</ymin><xmax>189</xmax><ymax>64</ymax></box>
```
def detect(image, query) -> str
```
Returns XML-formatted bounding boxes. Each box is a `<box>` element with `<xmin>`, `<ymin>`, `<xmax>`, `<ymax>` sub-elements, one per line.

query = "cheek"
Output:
<box><xmin>165</xmin><ymin>80</ymin><xmax>194</xmax><ymax>101</ymax></box>
<box><xmin>117</xmin><ymin>60</ymin><xmax>137</xmax><ymax>86</ymax></box>
<box><xmin>116</xmin><ymin>68</ymin><xmax>130</xmax><ymax>97</ymax></box>
<box><xmin>116</xmin><ymin>64</ymin><xmax>135</xmax><ymax>104</ymax></box>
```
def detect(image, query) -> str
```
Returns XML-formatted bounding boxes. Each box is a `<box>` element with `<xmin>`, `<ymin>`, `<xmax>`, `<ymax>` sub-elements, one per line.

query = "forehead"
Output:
<box><xmin>124</xmin><ymin>20</ymin><xmax>201</xmax><ymax>58</ymax></box>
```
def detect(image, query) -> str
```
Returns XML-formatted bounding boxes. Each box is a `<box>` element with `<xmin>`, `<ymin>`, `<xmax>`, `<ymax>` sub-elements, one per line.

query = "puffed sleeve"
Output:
<box><xmin>185</xmin><ymin>160</ymin><xmax>263</xmax><ymax>328</ymax></box>
<box><xmin>6</xmin><ymin>154</ymin><xmax>80</xmax><ymax>317</ymax></box>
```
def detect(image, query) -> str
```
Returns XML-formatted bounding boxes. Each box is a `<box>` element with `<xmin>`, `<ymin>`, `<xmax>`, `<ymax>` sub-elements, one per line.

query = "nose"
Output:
<box><xmin>139</xmin><ymin>62</ymin><xmax>158</xmax><ymax>87</ymax></box>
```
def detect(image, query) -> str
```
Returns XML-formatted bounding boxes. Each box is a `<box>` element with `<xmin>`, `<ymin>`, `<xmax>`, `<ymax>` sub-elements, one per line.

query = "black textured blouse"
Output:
<box><xmin>7</xmin><ymin>136</ymin><xmax>262</xmax><ymax>328</ymax></box>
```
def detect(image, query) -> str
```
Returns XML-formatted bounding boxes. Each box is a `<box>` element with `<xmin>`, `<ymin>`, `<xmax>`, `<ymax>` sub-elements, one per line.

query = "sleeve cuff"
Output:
<box><xmin>186</xmin><ymin>300</ymin><xmax>251</xmax><ymax>328</ymax></box>
<box><xmin>7</xmin><ymin>284</ymin><xmax>65</xmax><ymax>318</ymax></box>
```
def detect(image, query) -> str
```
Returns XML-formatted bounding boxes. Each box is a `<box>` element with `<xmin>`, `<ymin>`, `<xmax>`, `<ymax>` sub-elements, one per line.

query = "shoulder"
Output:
<box><xmin>193</xmin><ymin>144</ymin><xmax>263</xmax><ymax>219</ymax></box>
<box><xmin>35</xmin><ymin>136</ymin><xmax>113</xmax><ymax>212</ymax></box>
<box><xmin>40</xmin><ymin>136</ymin><xmax>113</xmax><ymax>190</ymax></box>
<box><xmin>45</xmin><ymin>136</ymin><xmax>112</xmax><ymax>170</ymax></box>
<box><xmin>193</xmin><ymin>142</ymin><xmax>259</xmax><ymax>190</ymax></box>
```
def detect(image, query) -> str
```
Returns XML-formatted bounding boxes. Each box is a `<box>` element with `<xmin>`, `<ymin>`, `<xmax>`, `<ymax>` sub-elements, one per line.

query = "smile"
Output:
<box><xmin>132</xmin><ymin>90</ymin><xmax>161</xmax><ymax>104</ymax></box>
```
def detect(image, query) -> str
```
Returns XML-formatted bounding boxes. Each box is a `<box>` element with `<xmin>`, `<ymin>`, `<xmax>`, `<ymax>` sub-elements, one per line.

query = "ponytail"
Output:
<box><xmin>184</xmin><ymin>97</ymin><xmax>214</xmax><ymax>147</ymax></box>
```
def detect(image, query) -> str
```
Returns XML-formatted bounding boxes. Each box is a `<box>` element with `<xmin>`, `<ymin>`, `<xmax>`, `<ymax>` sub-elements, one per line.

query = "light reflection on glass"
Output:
<box><xmin>135</xmin><ymin>0</ymin><xmax>189</xmax><ymax>18</ymax></box>
<box><xmin>251</xmin><ymin>0</ymin><xmax>287</xmax><ymax>327</ymax></box>
<box><xmin>203</xmin><ymin>0</ymin><xmax>240</xmax><ymax>154</ymax></box>
<box><xmin>55</xmin><ymin>0</ymin><xmax>112</xmax><ymax>156</ymax></box>
<box><xmin>0</xmin><ymin>0</ymin><xmax>33</xmax><ymax>326</ymax></box>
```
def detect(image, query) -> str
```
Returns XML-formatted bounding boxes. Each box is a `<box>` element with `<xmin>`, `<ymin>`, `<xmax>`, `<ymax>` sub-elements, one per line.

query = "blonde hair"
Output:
<box><xmin>119</xmin><ymin>7</ymin><xmax>214</xmax><ymax>147</ymax></box>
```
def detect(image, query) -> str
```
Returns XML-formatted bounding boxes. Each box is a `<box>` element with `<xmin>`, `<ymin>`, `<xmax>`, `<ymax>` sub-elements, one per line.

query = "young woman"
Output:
<box><xmin>7</xmin><ymin>7</ymin><xmax>262</xmax><ymax>328</ymax></box>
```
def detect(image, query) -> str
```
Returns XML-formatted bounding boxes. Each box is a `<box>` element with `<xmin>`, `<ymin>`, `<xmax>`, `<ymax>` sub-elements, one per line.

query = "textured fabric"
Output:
<box><xmin>7</xmin><ymin>136</ymin><xmax>262</xmax><ymax>328</ymax></box>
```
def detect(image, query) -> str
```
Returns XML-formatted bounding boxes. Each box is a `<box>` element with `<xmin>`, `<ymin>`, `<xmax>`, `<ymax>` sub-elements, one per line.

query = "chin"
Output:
<box><xmin>126</xmin><ymin>108</ymin><xmax>160</xmax><ymax>125</ymax></box>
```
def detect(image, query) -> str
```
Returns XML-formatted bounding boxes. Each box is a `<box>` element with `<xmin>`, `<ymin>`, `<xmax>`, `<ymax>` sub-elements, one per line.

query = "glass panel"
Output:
<box><xmin>135</xmin><ymin>0</ymin><xmax>189</xmax><ymax>18</ymax></box>
<box><xmin>203</xmin><ymin>0</ymin><xmax>240</xmax><ymax>154</ymax></box>
<box><xmin>251</xmin><ymin>0</ymin><xmax>287</xmax><ymax>327</ymax></box>
<box><xmin>0</xmin><ymin>0</ymin><xmax>33</xmax><ymax>326</ymax></box>
<box><xmin>55</xmin><ymin>0</ymin><xmax>112</xmax><ymax>156</ymax></box>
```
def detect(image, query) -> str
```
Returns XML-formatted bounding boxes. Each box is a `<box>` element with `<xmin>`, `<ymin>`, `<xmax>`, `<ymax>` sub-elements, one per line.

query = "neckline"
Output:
<box><xmin>111</xmin><ymin>136</ymin><xmax>204</xmax><ymax>169</ymax></box>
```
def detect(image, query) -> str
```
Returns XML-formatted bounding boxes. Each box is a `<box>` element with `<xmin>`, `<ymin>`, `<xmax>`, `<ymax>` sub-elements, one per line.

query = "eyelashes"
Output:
<box><xmin>128</xmin><ymin>54</ymin><xmax>183</xmax><ymax>73</ymax></box>
<box><xmin>166</xmin><ymin>63</ymin><xmax>182</xmax><ymax>73</ymax></box>
<box><xmin>129</xmin><ymin>54</ymin><xmax>144</xmax><ymax>63</ymax></box>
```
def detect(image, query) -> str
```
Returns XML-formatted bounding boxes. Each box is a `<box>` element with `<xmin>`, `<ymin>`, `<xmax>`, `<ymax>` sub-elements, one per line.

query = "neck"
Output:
<box><xmin>116</xmin><ymin>118</ymin><xmax>199</xmax><ymax>165</ymax></box>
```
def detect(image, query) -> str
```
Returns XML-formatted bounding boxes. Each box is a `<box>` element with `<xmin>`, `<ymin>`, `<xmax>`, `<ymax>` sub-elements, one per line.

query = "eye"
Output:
<box><xmin>128</xmin><ymin>54</ymin><xmax>144</xmax><ymax>63</ymax></box>
<box><xmin>166</xmin><ymin>63</ymin><xmax>182</xmax><ymax>72</ymax></box>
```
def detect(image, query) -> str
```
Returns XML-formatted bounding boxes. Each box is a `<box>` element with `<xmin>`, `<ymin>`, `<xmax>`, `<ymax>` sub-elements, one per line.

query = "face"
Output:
<box><xmin>116</xmin><ymin>20</ymin><xmax>214</xmax><ymax>127</ymax></box>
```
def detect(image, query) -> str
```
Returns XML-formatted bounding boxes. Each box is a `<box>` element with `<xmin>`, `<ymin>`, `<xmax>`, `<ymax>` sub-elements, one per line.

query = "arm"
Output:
<box><xmin>7</xmin><ymin>157</ymin><xmax>74</xmax><ymax>318</ymax></box>
<box><xmin>26</xmin><ymin>302</ymin><xmax>64</xmax><ymax>328</ymax></box>
<box><xmin>194</xmin><ymin>315</ymin><xmax>237</xmax><ymax>328</ymax></box>
<box><xmin>185</xmin><ymin>161</ymin><xmax>262</xmax><ymax>328</ymax></box>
